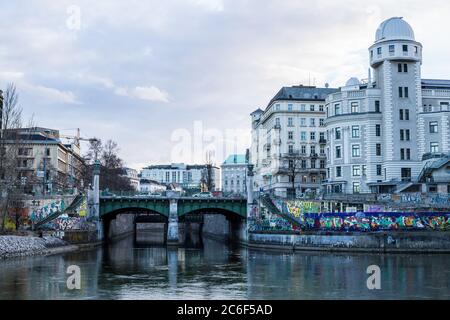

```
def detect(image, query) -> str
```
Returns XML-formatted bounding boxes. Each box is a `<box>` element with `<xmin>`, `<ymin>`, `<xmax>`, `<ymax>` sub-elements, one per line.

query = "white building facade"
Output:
<box><xmin>325</xmin><ymin>17</ymin><xmax>450</xmax><ymax>195</ymax></box>
<box><xmin>221</xmin><ymin>154</ymin><xmax>248</xmax><ymax>196</ymax></box>
<box><xmin>250</xmin><ymin>86</ymin><xmax>338</xmax><ymax>197</ymax></box>
<box><xmin>140</xmin><ymin>163</ymin><xmax>220</xmax><ymax>191</ymax></box>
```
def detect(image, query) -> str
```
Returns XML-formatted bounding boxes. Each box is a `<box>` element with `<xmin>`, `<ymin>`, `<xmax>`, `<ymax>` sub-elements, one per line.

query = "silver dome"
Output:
<box><xmin>375</xmin><ymin>17</ymin><xmax>415</xmax><ymax>42</ymax></box>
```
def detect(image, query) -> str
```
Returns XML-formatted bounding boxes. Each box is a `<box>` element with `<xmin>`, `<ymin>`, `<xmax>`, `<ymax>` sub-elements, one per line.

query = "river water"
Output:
<box><xmin>0</xmin><ymin>231</ymin><xmax>449</xmax><ymax>300</ymax></box>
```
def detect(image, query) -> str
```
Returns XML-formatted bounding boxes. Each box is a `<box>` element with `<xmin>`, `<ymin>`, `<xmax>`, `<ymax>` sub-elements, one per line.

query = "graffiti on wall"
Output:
<box><xmin>259</xmin><ymin>199</ymin><xmax>450</xmax><ymax>232</ymax></box>
<box><xmin>30</xmin><ymin>200</ymin><xmax>65</xmax><ymax>222</ymax></box>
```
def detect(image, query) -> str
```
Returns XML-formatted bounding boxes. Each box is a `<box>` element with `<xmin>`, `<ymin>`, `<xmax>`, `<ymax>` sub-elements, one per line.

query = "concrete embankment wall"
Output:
<box><xmin>247</xmin><ymin>231</ymin><xmax>450</xmax><ymax>253</ymax></box>
<box><xmin>202</xmin><ymin>214</ymin><xmax>230</xmax><ymax>241</ymax></box>
<box><xmin>109</xmin><ymin>214</ymin><xmax>136</xmax><ymax>240</ymax></box>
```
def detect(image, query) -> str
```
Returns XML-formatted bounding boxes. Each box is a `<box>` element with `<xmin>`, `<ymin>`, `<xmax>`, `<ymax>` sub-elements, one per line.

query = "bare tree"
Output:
<box><xmin>284</xmin><ymin>154</ymin><xmax>304</xmax><ymax>198</ymax></box>
<box><xmin>202</xmin><ymin>151</ymin><xmax>215</xmax><ymax>192</ymax></box>
<box><xmin>0</xmin><ymin>83</ymin><xmax>23</xmax><ymax>230</ymax></box>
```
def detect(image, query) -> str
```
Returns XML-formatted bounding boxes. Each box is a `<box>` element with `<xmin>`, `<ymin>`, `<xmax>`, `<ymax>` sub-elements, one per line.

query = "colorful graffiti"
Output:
<box><xmin>29</xmin><ymin>200</ymin><xmax>65</xmax><ymax>223</ymax></box>
<box><xmin>259</xmin><ymin>198</ymin><xmax>450</xmax><ymax>232</ymax></box>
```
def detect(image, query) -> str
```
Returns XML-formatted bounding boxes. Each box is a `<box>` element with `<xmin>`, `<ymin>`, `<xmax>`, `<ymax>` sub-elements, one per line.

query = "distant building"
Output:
<box><xmin>221</xmin><ymin>154</ymin><xmax>248</xmax><ymax>195</ymax></box>
<box><xmin>121</xmin><ymin>167</ymin><xmax>140</xmax><ymax>190</ymax></box>
<box><xmin>0</xmin><ymin>127</ymin><xmax>85</xmax><ymax>195</ymax></box>
<box><xmin>250</xmin><ymin>85</ymin><xmax>338</xmax><ymax>197</ymax></box>
<box><xmin>140</xmin><ymin>163</ymin><xmax>220</xmax><ymax>191</ymax></box>
<box><xmin>139</xmin><ymin>179</ymin><xmax>166</xmax><ymax>194</ymax></box>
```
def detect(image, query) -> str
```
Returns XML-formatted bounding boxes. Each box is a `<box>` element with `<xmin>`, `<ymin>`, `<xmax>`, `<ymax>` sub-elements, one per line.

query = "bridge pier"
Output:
<box><xmin>166</xmin><ymin>199</ymin><xmax>179</xmax><ymax>245</ymax></box>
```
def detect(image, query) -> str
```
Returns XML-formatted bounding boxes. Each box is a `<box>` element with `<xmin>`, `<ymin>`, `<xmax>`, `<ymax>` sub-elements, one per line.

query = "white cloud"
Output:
<box><xmin>116</xmin><ymin>86</ymin><xmax>170</xmax><ymax>103</ymax></box>
<box><xmin>189</xmin><ymin>0</ymin><xmax>224</xmax><ymax>12</ymax></box>
<box><xmin>24</xmin><ymin>84</ymin><xmax>79</xmax><ymax>104</ymax></box>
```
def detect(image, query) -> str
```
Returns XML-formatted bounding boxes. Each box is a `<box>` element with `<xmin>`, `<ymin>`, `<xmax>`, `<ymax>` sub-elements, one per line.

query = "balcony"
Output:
<box><xmin>319</xmin><ymin>138</ymin><xmax>327</xmax><ymax>144</ymax></box>
<box><xmin>422</xmin><ymin>89</ymin><xmax>450</xmax><ymax>98</ymax></box>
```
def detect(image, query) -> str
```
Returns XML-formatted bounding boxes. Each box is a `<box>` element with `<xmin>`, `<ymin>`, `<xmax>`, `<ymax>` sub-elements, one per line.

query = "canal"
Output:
<box><xmin>0</xmin><ymin>230</ymin><xmax>449</xmax><ymax>300</ymax></box>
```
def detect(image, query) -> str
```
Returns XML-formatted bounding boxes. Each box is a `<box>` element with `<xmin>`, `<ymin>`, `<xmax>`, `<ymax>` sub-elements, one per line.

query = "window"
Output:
<box><xmin>300</xmin><ymin>104</ymin><xmax>306</xmax><ymax>111</ymax></box>
<box><xmin>300</xmin><ymin>118</ymin><xmax>306</xmax><ymax>126</ymax></box>
<box><xmin>403</xmin><ymin>64</ymin><xmax>408</xmax><ymax>72</ymax></box>
<box><xmin>288</xmin><ymin>117</ymin><xmax>293</xmax><ymax>127</ymax></box>
<box><xmin>376</xmin><ymin>165</ymin><xmax>382</xmax><ymax>176</ymax></box>
<box><xmin>401</xmin><ymin>148</ymin><xmax>411</xmax><ymax>160</ymax></box>
<box><xmin>288</xmin><ymin>104</ymin><xmax>293</xmax><ymax>111</ymax></box>
<box><xmin>288</xmin><ymin>145</ymin><xmax>294</xmax><ymax>154</ymax></box>
<box><xmin>376</xmin><ymin>144</ymin><xmax>382</xmax><ymax>156</ymax></box>
<box><xmin>165</xmin><ymin>172</ymin><xmax>170</xmax><ymax>182</ymax></box>
<box><xmin>301</xmin><ymin>160</ymin><xmax>307</xmax><ymax>169</ymax></box>
<box><xmin>352</xmin><ymin>145</ymin><xmax>361</xmax><ymax>157</ymax></box>
<box><xmin>401</xmin><ymin>168</ymin><xmax>412</xmax><ymax>182</ymax></box>
<box><xmin>377</xmin><ymin>47</ymin><xmax>382</xmax><ymax>55</ymax></box>
<box><xmin>310</xmin><ymin>105</ymin><xmax>315</xmax><ymax>111</ymax></box>
<box><xmin>319</xmin><ymin>105</ymin><xmax>324</xmax><ymax>112</ymax></box>
<box><xmin>399</xmin><ymin>87</ymin><xmax>403</xmax><ymax>98</ymax></box>
<box><xmin>319</xmin><ymin>118</ymin><xmax>325</xmax><ymax>127</ymax></box>
<box><xmin>389</xmin><ymin>44</ymin><xmax>395</xmax><ymax>54</ymax></box>
<box><xmin>310</xmin><ymin>132</ymin><xmax>316</xmax><ymax>141</ymax></box>
<box><xmin>352</xmin><ymin>125</ymin><xmax>360</xmax><ymax>138</ymax></box>
<box><xmin>353</xmin><ymin>182</ymin><xmax>360</xmax><ymax>194</ymax></box>
<box><xmin>404</xmin><ymin>87</ymin><xmax>409</xmax><ymax>98</ymax></box>
<box><xmin>334</xmin><ymin>104</ymin><xmax>341</xmax><ymax>115</ymax></box>
<box><xmin>353</xmin><ymin>165</ymin><xmax>361</xmax><ymax>177</ymax></box>
<box><xmin>320</xmin><ymin>145</ymin><xmax>325</xmax><ymax>155</ymax></box>
<box><xmin>351</xmin><ymin>102</ymin><xmax>359</xmax><ymax>113</ymax></box>
<box><xmin>400</xmin><ymin>129</ymin><xmax>404</xmax><ymax>141</ymax></box>
<box><xmin>301</xmin><ymin>132</ymin><xmax>307</xmax><ymax>141</ymax></box>
<box><xmin>288</xmin><ymin>131</ymin><xmax>293</xmax><ymax>140</ymax></box>
<box><xmin>336</xmin><ymin>166</ymin><xmax>342</xmax><ymax>177</ymax></box>
<box><xmin>398</xmin><ymin>63</ymin><xmax>403</xmax><ymax>73</ymax></box>
<box><xmin>399</xmin><ymin>109</ymin><xmax>404</xmax><ymax>120</ymax></box>
<box><xmin>362</xmin><ymin>165</ymin><xmax>367</xmax><ymax>176</ymax></box>
<box><xmin>301</xmin><ymin>145</ymin><xmax>306</xmax><ymax>154</ymax></box>
<box><xmin>336</xmin><ymin>146</ymin><xmax>342</xmax><ymax>159</ymax></box>
<box><xmin>375</xmin><ymin>100</ymin><xmax>380</xmax><ymax>112</ymax></box>
<box><xmin>46</xmin><ymin>148</ymin><xmax>50</xmax><ymax>157</ymax></box>
<box><xmin>311</xmin><ymin>159</ymin><xmax>316</xmax><ymax>169</ymax></box>
<box><xmin>310</xmin><ymin>145</ymin><xmax>316</xmax><ymax>155</ymax></box>
<box><xmin>310</xmin><ymin>118</ymin><xmax>315</xmax><ymax>127</ymax></box>
<box><xmin>376</xmin><ymin>124</ymin><xmax>381</xmax><ymax>137</ymax></box>
<box><xmin>403</xmin><ymin>44</ymin><xmax>408</xmax><ymax>52</ymax></box>
<box><xmin>335</xmin><ymin>127</ymin><xmax>341</xmax><ymax>140</ymax></box>
<box><xmin>440</xmin><ymin>102</ymin><xmax>449</xmax><ymax>111</ymax></box>
<box><xmin>430</xmin><ymin>142</ymin><xmax>439</xmax><ymax>153</ymax></box>
<box><xmin>429</xmin><ymin>121</ymin><xmax>438</xmax><ymax>133</ymax></box>
<box><xmin>371</xmin><ymin>50</ymin><xmax>374</xmax><ymax>58</ymax></box>
<box><xmin>275</xmin><ymin>118</ymin><xmax>280</xmax><ymax>126</ymax></box>
<box><xmin>319</xmin><ymin>132</ymin><xmax>325</xmax><ymax>142</ymax></box>
<box><xmin>405</xmin><ymin>129</ymin><xmax>410</xmax><ymax>141</ymax></box>
<box><xmin>414</xmin><ymin>46</ymin><xmax>418</xmax><ymax>54</ymax></box>
<box><xmin>320</xmin><ymin>160</ymin><xmax>326</xmax><ymax>169</ymax></box>
<box><xmin>275</xmin><ymin>104</ymin><xmax>280</xmax><ymax>111</ymax></box>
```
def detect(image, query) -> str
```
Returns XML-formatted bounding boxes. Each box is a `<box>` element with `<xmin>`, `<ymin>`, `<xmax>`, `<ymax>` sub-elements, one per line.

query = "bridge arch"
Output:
<box><xmin>177</xmin><ymin>198</ymin><xmax>247</xmax><ymax>219</ymax></box>
<box><xmin>99</xmin><ymin>198</ymin><xmax>170</xmax><ymax>219</ymax></box>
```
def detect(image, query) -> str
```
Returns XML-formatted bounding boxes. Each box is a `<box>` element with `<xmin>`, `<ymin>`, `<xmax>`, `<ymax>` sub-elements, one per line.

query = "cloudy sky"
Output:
<box><xmin>1</xmin><ymin>0</ymin><xmax>449</xmax><ymax>169</ymax></box>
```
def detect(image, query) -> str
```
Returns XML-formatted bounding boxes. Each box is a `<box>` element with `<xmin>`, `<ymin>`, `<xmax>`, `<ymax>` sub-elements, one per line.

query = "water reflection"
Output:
<box><xmin>0</xmin><ymin>230</ymin><xmax>449</xmax><ymax>300</ymax></box>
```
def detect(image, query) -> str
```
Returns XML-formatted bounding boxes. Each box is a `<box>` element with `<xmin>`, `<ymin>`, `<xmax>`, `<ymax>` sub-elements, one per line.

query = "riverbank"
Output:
<box><xmin>246</xmin><ymin>231</ymin><xmax>450</xmax><ymax>253</ymax></box>
<box><xmin>0</xmin><ymin>235</ymin><xmax>101</xmax><ymax>260</ymax></box>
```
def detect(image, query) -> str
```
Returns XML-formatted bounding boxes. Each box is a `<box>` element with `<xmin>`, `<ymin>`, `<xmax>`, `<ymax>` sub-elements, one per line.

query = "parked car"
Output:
<box><xmin>193</xmin><ymin>192</ymin><xmax>213</xmax><ymax>198</ymax></box>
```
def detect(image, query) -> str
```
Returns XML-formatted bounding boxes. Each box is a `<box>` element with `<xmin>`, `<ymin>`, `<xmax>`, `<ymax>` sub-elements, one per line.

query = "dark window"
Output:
<box><xmin>336</xmin><ymin>166</ymin><xmax>342</xmax><ymax>177</ymax></box>
<box><xmin>399</xmin><ymin>87</ymin><xmax>403</xmax><ymax>98</ymax></box>
<box><xmin>405</xmin><ymin>109</ymin><xmax>410</xmax><ymax>120</ymax></box>
<box><xmin>389</xmin><ymin>45</ymin><xmax>395</xmax><ymax>53</ymax></box>
<box><xmin>375</xmin><ymin>100</ymin><xmax>380</xmax><ymax>112</ymax></box>
<box><xmin>403</xmin><ymin>45</ymin><xmax>408</xmax><ymax>52</ymax></box>
<box><xmin>404</xmin><ymin>87</ymin><xmax>409</xmax><ymax>98</ymax></box>
<box><xmin>401</xmin><ymin>168</ymin><xmax>412</xmax><ymax>182</ymax></box>
<box><xmin>376</xmin><ymin>124</ymin><xmax>381</xmax><ymax>137</ymax></box>
<box><xmin>376</xmin><ymin>144</ymin><xmax>381</xmax><ymax>156</ymax></box>
<box><xmin>376</xmin><ymin>165</ymin><xmax>382</xmax><ymax>176</ymax></box>
<box><xmin>399</xmin><ymin>109</ymin><xmax>404</xmax><ymax>120</ymax></box>
<box><xmin>398</xmin><ymin>63</ymin><xmax>402</xmax><ymax>72</ymax></box>
<box><xmin>403</xmin><ymin>64</ymin><xmax>408</xmax><ymax>72</ymax></box>
<box><xmin>400</xmin><ymin>130</ymin><xmax>404</xmax><ymax>141</ymax></box>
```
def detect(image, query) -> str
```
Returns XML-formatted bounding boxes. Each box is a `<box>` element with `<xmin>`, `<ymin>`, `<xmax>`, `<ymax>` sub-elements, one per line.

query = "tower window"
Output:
<box><xmin>403</xmin><ymin>64</ymin><xmax>408</xmax><ymax>72</ymax></box>
<box><xmin>429</xmin><ymin>121</ymin><xmax>438</xmax><ymax>133</ymax></box>
<box><xmin>376</xmin><ymin>144</ymin><xmax>382</xmax><ymax>156</ymax></box>
<box><xmin>376</xmin><ymin>124</ymin><xmax>381</xmax><ymax>137</ymax></box>
<box><xmin>404</xmin><ymin>87</ymin><xmax>409</xmax><ymax>98</ymax></box>
<box><xmin>377</xmin><ymin>47</ymin><xmax>382</xmax><ymax>55</ymax></box>
<box><xmin>403</xmin><ymin>45</ymin><xmax>408</xmax><ymax>52</ymax></box>
<box><xmin>399</xmin><ymin>87</ymin><xmax>403</xmax><ymax>98</ymax></box>
<box><xmin>375</xmin><ymin>100</ymin><xmax>380</xmax><ymax>112</ymax></box>
<box><xmin>351</xmin><ymin>102</ymin><xmax>359</xmax><ymax>113</ymax></box>
<box><xmin>430</xmin><ymin>142</ymin><xmax>439</xmax><ymax>153</ymax></box>
<box><xmin>398</xmin><ymin>63</ymin><xmax>403</xmax><ymax>73</ymax></box>
<box><xmin>389</xmin><ymin>45</ymin><xmax>395</xmax><ymax>54</ymax></box>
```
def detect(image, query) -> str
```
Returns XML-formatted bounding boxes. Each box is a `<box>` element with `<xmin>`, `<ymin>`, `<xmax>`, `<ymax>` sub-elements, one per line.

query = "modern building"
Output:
<box><xmin>121</xmin><ymin>167</ymin><xmax>140</xmax><ymax>190</ymax></box>
<box><xmin>324</xmin><ymin>17</ymin><xmax>450</xmax><ymax>195</ymax></box>
<box><xmin>250</xmin><ymin>85</ymin><xmax>339</xmax><ymax>197</ymax></box>
<box><xmin>221</xmin><ymin>154</ymin><xmax>248</xmax><ymax>196</ymax></box>
<box><xmin>0</xmin><ymin>127</ymin><xmax>85</xmax><ymax>195</ymax></box>
<box><xmin>140</xmin><ymin>163</ymin><xmax>220</xmax><ymax>191</ymax></box>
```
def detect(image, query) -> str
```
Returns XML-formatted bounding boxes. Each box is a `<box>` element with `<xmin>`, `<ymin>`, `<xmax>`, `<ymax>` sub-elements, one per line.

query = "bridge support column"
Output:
<box><xmin>88</xmin><ymin>160</ymin><xmax>102</xmax><ymax>241</ymax></box>
<box><xmin>167</xmin><ymin>199</ymin><xmax>179</xmax><ymax>245</ymax></box>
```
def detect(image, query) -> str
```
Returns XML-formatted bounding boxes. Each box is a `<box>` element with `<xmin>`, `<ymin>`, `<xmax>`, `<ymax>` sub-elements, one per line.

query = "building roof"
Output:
<box><xmin>143</xmin><ymin>164</ymin><xmax>219</xmax><ymax>170</ymax></box>
<box><xmin>267</xmin><ymin>85</ymin><xmax>338</xmax><ymax>108</ymax></box>
<box><xmin>421</xmin><ymin>79</ymin><xmax>450</xmax><ymax>89</ymax></box>
<box><xmin>223</xmin><ymin>154</ymin><xmax>248</xmax><ymax>165</ymax></box>
<box><xmin>375</xmin><ymin>17</ymin><xmax>415</xmax><ymax>43</ymax></box>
